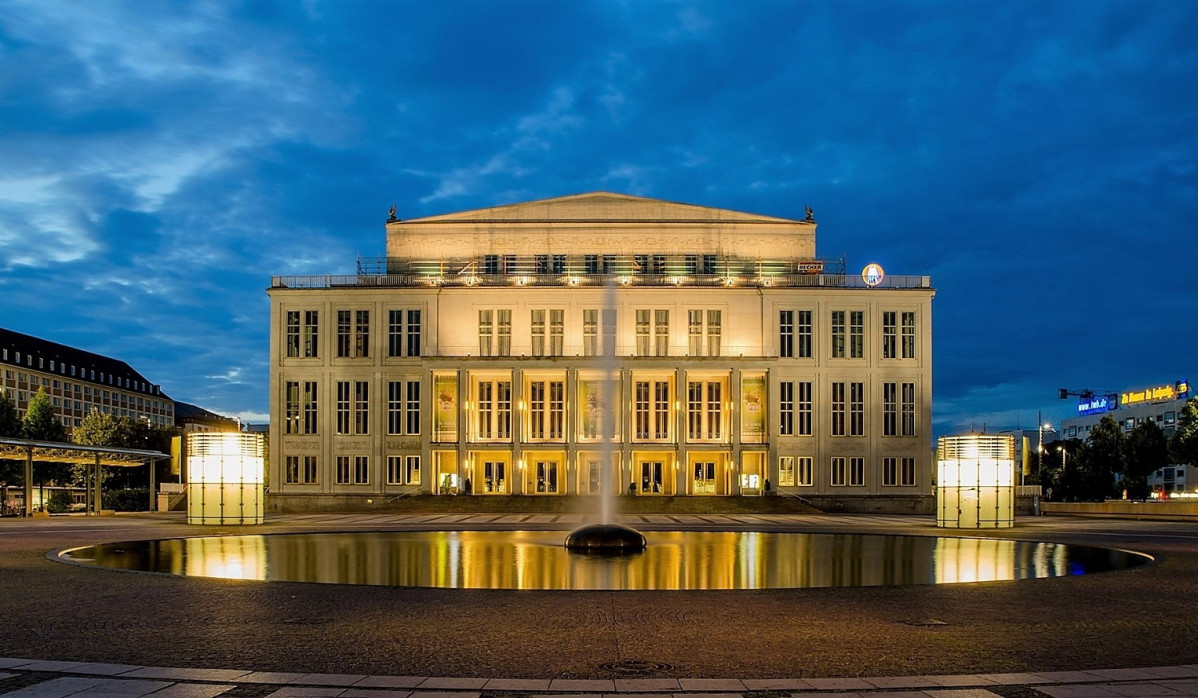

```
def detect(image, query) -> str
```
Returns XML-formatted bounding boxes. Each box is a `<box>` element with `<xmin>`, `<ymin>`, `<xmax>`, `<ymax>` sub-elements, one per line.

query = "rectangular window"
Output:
<box><xmin>702</xmin><ymin>254</ymin><xmax>717</xmax><ymax>274</ymax></box>
<box><xmin>303</xmin><ymin>382</ymin><xmax>318</xmax><ymax>434</ymax></box>
<box><xmin>583</xmin><ymin>309</ymin><xmax>598</xmax><ymax>357</ymax></box>
<box><xmin>406</xmin><ymin>381</ymin><xmax>421</xmax><ymax>435</ymax></box>
<box><xmin>779</xmin><ymin>381</ymin><xmax>794</xmax><ymax>436</ymax></box>
<box><xmin>286</xmin><ymin>311</ymin><xmax>300</xmax><ymax>358</ymax></box>
<box><xmin>686</xmin><ymin>380</ymin><xmax>723</xmax><ymax>441</ymax></box>
<box><xmin>531</xmin><ymin>310</ymin><xmax>545</xmax><ymax>357</ymax></box>
<box><xmin>552</xmin><ymin>254</ymin><xmax>566</xmax><ymax>274</ymax></box>
<box><xmin>797</xmin><ymin>456</ymin><xmax>813</xmax><ymax>486</ymax></box>
<box><xmin>707</xmin><ymin>310</ymin><xmax>721</xmax><ymax>357</ymax></box>
<box><xmin>483</xmin><ymin>254</ymin><xmax>498</xmax><ymax>274</ymax></box>
<box><xmin>389</xmin><ymin>310</ymin><xmax>404</xmax><ymax>357</ymax></box>
<box><xmin>902</xmin><ymin>312</ymin><xmax>917</xmax><ymax>358</ymax></box>
<box><xmin>303</xmin><ymin>311</ymin><xmax>318</xmax><ymax>357</ymax></box>
<box><xmin>476</xmin><ymin>380</ymin><xmax>512</xmax><ymax>440</ymax></box>
<box><xmin>797</xmin><ymin>381</ymin><xmax>812</xmax><ymax>436</ymax></box>
<box><xmin>354</xmin><ymin>456</ymin><xmax>370</xmax><ymax>484</ymax></box>
<box><xmin>849</xmin><ymin>456</ymin><xmax>865</xmax><ymax>486</ymax></box>
<box><xmin>549</xmin><ymin>309</ymin><xmax>564</xmax><ymax>356</ymax></box>
<box><xmin>901</xmin><ymin>457</ymin><xmax>916</xmax><ymax>486</ymax></box>
<box><xmin>831</xmin><ymin>311</ymin><xmax>845</xmax><ymax>358</ymax></box>
<box><xmin>685</xmin><ymin>255</ymin><xmax>698</xmax><ymax>274</ymax></box>
<box><xmin>285</xmin><ymin>455</ymin><xmax>300</xmax><ymax>484</ymax></box>
<box><xmin>285</xmin><ymin>381</ymin><xmax>300</xmax><ymax>435</ymax></box>
<box><xmin>882</xmin><ymin>312</ymin><xmax>897</xmax><ymax>359</ymax></box>
<box><xmin>636</xmin><ymin>310</ymin><xmax>650</xmax><ymax>356</ymax></box>
<box><xmin>354</xmin><ymin>381</ymin><xmax>369</xmax><ymax>435</ymax></box>
<box><xmin>850</xmin><ymin>382</ymin><xmax>864</xmax><ymax>436</ymax></box>
<box><xmin>779</xmin><ymin>456</ymin><xmax>795</xmax><ymax>487</ymax></box>
<box><xmin>535</xmin><ymin>254</ymin><xmax>549</xmax><ymax>274</ymax></box>
<box><xmin>285</xmin><ymin>456</ymin><xmax>318</xmax><ymax>484</ymax></box>
<box><xmin>831</xmin><ymin>457</ymin><xmax>846</xmax><ymax>486</ymax></box>
<box><xmin>336</xmin><ymin>456</ymin><xmax>351</xmax><ymax>484</ymax></box>
<box><xmin>849</xmin><ymin>311</ymin><xmax>864</xmax><ymax>358</ymax></box>
<box><xmin>689</xmin><ymin>310</ymin><xmax>703</xmax><ymax>356</ymax></box>
<box><xmin>388</xmin><ymin>381</ymin><xmax>404</xmax><ymax>435</ymax></box>
<box><xmin>655</xmin><ymin>310</ymin><xmax>669</xmax><ymax>356</ymax></box>
<box><xmin>831</xmin><ymin>382</ymin><xmax>846</xmax><ymax>436</ymax></box>
<box><xmin>902</xmin><ymin>382</ymin><xmax>916</xmax><ymax>436</ymax></box>
<box><xmin>528</xmin><ymin>381</ymin><xmax>566</xmax><ymax>440</ymax></box>
<box><xmin>634</xmin><ymin>380</ymin><xmax>671</xmax><ymax>440</ymax></box>
<box><xmin>883</xmin><ymin>382</ymin><xmax>898</xmax><ymax>436</ymax></box>
<box><xmin>585</xmin><ymin>254</ymin><xmax>599</xmax><ymax>274</ymax></box>
<box><xmin>336</xmin><ymin>381</ymin><xmax>351</xmax><ymax>435</ymax></box>
<box><xmin>478</xmin><ymin>310</ymin><xmax>493</xmax><ymax>356</ymax></box>
<box><xmin>387</xmin><ymin>455</ymin><xmax>421</xmax><ymax>485</ymax></box>
<box><xmin>336</xmin><ymin>310</ymin><xmax>369</xmax><ymax>358</ymax></box>
<box><xmin>779</xmin><ymin>310</ymin><xmax>794</xmax><ymax>358</ymax></box>
<box><xmin>497</xmin><ymin>310</ymin><xmax>511</xmax><ymax>356</ymax></box>
<box><xmin>883</xmin><ymin>457</ymin><xmax>898</xmax><ymax>486</ymax></box>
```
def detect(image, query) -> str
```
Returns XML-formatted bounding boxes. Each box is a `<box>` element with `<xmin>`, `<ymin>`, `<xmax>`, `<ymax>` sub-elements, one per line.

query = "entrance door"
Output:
<box><xmin>484</xmin><ymin>461</ymin><xmax>506</xmax><ymax>493</ymax></box>
<box><xmin>586</xmin><ymin>460</ymin><xmax>602</xmax><ymax>494</ymax></box>
<box><xmin>640</xmin><ymin>461</ymin><xmax>663</xmax><ymax>494</ymax></box>
<box><xmin>693</xmin><ymin>461</ymin><xmax>716</xmax><ymax>494</ymax></box>
<box><xmin>536</xmin><ymin>461</ymin><xmax>558</xmax><ymax>493</ymax></box>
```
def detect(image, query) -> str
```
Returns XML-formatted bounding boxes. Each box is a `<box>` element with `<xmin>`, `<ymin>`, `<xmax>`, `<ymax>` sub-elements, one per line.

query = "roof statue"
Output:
<box><xmin>387</xmin><ymin>204</ymin><xmax>398</xmax><ymax>222</ymax></box>
<box><xmin>804</xmin><ymin>205</ymin><xmax>815</xmax><ymax>222</ymax></box>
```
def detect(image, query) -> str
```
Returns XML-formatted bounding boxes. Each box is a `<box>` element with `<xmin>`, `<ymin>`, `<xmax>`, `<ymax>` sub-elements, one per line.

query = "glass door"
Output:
<box><xmin>484</xmin><ymin>461</ymin><xmax>506</xmax><ymax>493</ymax></box>
<box><xmin>640</xmin><ymin>461</ymin><xmax>663</xmax><ymax>494</ymax></box>
<box><xmin>693</xmin><ymin>461</ymin><xmax>716</xmax><ymax>494</ymax></box>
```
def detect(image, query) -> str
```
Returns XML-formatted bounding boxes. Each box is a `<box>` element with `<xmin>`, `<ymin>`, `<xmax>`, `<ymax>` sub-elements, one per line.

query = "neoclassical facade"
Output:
<box><xmin>267</xmin><ymin>193</ymin><xmax>934</xmax><ymax>511</ymax></box>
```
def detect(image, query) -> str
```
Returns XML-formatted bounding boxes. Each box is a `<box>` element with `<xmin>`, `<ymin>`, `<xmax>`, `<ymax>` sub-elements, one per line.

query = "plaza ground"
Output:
<box><xmin>2</xmin><ymin>511</ymin><xmax>1198</xmax><ymax>697</ymax></box>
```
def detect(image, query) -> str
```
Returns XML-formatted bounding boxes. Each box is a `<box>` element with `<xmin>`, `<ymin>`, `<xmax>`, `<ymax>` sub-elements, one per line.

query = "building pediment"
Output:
<box><xmin>403</xmin><ymin>192</ymin><xmax>802</xmax><ymax>225</ymax></box>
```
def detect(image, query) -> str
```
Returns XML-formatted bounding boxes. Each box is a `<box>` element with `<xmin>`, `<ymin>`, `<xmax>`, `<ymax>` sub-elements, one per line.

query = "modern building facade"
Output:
<box><xmin>267</xmin><ymin>192</ymin><xmax>935</xmax><ymax>511</ymax></box>
<box><xmin>0</xmin><ymin>327</ymin><xmax>174</xmax><ymax>432</ymax></box>
<box><xmin>1061</xmin><ymin>379</ymin><xmax>1190</xmax><ymax>440</ymax></box>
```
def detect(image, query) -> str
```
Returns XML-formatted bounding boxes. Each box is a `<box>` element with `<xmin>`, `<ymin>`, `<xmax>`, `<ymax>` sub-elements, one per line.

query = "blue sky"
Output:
<box><xmin>1</xmin><ymin>1</ymin><xmax>1194</xmax><ymax>433</ymax></box>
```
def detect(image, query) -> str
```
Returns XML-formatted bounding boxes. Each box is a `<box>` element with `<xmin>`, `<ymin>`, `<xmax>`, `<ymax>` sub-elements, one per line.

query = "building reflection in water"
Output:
<box><xmin>65</xmin><ymin>531</ymin><xmax>1150</xmax><ymax>591</ymax></box>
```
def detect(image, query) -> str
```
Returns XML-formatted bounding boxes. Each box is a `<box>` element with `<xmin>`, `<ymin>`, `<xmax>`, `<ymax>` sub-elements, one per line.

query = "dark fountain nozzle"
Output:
<box><xmin>564</xmin><ymin>523</ymin><xmax>647</xmax><ymax>555</ymax></box>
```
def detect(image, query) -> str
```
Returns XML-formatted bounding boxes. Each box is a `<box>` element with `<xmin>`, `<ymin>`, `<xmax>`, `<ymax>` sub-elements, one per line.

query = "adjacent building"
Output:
<box><xmin>267</xmin><ymin>192</ymin><xmax>935</xmax><ymax>512</ymax></box>
<box><xmin>0</xmin><ymin>327</ymin><xmax>174</xmax><ymax>432</ymax></box>
<box><xmin>1061</xmin><ymin>380</ymin><xmax>1190</xmax><ymax>440</ymax></box>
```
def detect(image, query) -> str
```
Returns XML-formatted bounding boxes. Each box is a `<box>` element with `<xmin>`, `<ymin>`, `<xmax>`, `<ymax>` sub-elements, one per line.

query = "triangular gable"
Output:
<box><xmin>403</xmin><ymin>192</ymin><xmax>800</xmax><ymax>224</ymax></box>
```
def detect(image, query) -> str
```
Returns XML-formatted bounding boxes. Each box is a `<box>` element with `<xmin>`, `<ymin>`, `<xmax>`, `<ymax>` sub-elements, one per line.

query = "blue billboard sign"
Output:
<box><xmin>1077</xmin><ymin>395</ymin><xmax>1112</xmax><ymax>416</ymax></box>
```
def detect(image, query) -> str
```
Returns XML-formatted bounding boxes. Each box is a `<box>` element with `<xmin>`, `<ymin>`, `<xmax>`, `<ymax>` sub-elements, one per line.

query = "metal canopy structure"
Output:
<box><xmin>0</xmin><ymin>437</ymin><xmax>170</xmax><ymax>517</ymax></box>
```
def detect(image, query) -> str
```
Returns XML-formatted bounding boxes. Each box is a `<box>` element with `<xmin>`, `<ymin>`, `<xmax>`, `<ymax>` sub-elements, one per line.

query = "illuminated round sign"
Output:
<box><xmin>862</xmin><ymin>263</ymin><xmax>885</xmax><ymax>287</ymax></box>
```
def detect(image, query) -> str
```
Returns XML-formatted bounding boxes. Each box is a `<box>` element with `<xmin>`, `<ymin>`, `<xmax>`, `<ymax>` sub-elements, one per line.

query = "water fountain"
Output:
<box><xmin>564</xmin><ymin>280</ymin><xmax>647</xmax><ymax>554</ymax></box>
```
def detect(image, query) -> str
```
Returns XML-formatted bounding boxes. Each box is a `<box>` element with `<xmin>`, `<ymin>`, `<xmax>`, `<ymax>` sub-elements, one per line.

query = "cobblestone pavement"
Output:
<box><xmin>3</xmin><ymin>513</ymin><xmax>1198</xmax><ymax>696</ymax></box>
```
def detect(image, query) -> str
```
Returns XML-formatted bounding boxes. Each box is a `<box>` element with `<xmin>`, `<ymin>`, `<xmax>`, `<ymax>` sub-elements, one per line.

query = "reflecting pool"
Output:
<box><xmin>59</xmin><ymin>531</ymin><xmax>1151</xmax><ymax>591</ymax></box>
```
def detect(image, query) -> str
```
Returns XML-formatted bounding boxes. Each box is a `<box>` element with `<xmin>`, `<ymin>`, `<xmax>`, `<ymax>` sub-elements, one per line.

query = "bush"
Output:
<box><xmin>45</xmin><ymin>490</ymin><xmax>74</xmax><ymax>514</ymax></box>
<box><xmin>103</xmin><ymin>488</ymin><xmax>150</xmax><ymax>512</ymax></box>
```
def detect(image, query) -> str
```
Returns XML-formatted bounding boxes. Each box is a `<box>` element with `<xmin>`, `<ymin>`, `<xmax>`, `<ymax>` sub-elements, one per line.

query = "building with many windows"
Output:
<box><xmin>267</xmin><ymin>192</ymin><xmax>935</xmax><ymax>511</ymax></box>
<box><xmin>0</xmin><ymin>327</ymin><xmax>174</xmax><ymax>431</ymax></box>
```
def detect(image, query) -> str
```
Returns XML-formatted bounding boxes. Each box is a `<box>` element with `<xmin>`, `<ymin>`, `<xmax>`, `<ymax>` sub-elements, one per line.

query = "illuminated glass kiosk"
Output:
<box><xmin>186</xmin><ymin>433</ymin><xmax>265</xmax><ymax>525</ymax></box>
<box><xmin>936</xmin><ymin>434</ymin><xmax>1015</xmax><ymax>529</ymax></box>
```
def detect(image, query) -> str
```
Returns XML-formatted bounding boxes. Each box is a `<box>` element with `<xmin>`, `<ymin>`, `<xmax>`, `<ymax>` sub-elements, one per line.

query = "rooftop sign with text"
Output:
<box><xmin>1120</xmin><ymin>380</ymin><xmax>1189</xmax><ymax>408</ymax></box>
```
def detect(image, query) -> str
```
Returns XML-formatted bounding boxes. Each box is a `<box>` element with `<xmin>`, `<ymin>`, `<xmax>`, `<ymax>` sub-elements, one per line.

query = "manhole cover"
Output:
<box><xmin>598</xmin><ymin>659</ymin><xmax>675</xmax><ymax>675</ymax></box>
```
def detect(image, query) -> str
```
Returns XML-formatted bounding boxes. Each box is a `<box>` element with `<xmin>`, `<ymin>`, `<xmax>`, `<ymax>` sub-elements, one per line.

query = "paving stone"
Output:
<box><xmin>674</xmin><ymin>692</ymin><xmax>743</xmax><ymax>698</ymax></box>
<box><xmin>1143</xmin><ymin>668</ymin><xmax>1198</xmax><ymax>679</ymax></box>
<box><xmin>413</xmin><ymin>677</ymin><xmax>486</xmax><ymax>690</ymax></box>
<box><xmin>923</xmin><ymin>675</ymin><xmax>997</xmax><ymax>687</ymax></box>
<box><xmin>863</xmin><ymin>675</ymin><xmax>939</xmax><ymax>689</ymax></box>
<box><xmin>676</xmin><ymin>679</ymin><xmax>746</xmax><ymax>691</ymax></box>
<box><xmin>739</xmin><ymin>679</ymin><xmax>814</xmax><ymax>691</ymax></box>
<box><xmin>1092</xmin><ymin>669</ymin><xmax>1177</xmax><ymax>681</ymax></box>
<box><xmin>238</xmin><ymin>673</ymin><xmax>310</xmax><ymax>685</ymax></box>
<box><xmin>146</xmin><ymin>684</ymin><xmax>237</xmax><ymax>698</ymax></box>
<box><xmin>340</xmin><ymin>690</ymin><xmax>411</xmax><ymax>698</ymax></box>
<box><xmin>973</xmin><ymin>672</ymin><xmax>1053</xmax><ymax>685</ymax></box>
<box><xmin>293</xmin><ymin>675</ymin><xmax>367</xmax><ymax>687</ymax></box>
<box><xmin>70</xmin><ymin>664</ymin><xmax>147</xmax><ymax>677</ymax></box>
<box><xmin>121</xmin><ymin>669</ymin><xmax>251</xmax><ymax>682</ymax></box>
<box><xmin>480</xmin><ymin>678</ymin><xmax>551</xmax><ymax>690</ymax></box>
<box><xmin>351</xmin><ymin>677</ymin><xmax>426</xmax><ymax>689</ymax></box>
<box><xmin>264</xmin><ymin>688</ymin><xmax>345</xmax><ymax>698</ymax></box>
<box><xmin>803</xmin><ymin>677</ymin><xmax>874</xmax><ymax>691</ymax></box>
<box><xmin>1</xmin><ymin>676</ymin><xmax>110</xmax><ymax>697</ymax></box>
<box><xmin>1035</xmin><ymin>671</ymin><xmax>1113</xmax><ymax>684</ymax></box>
<box><xmin>613</xmin><ymin>679</ymin><xmax>680</xmax><ymax>692</ymax></box>
<box><xmin>1037</xmin><ymin>685</ymin><xmax>1123</xmax><ymax>697</ymax></box>
<box><xmin>10</xmin><ymin>661</ymin><xmax>95</xmax><ymax>673</ymax></box>
<box><xmin>0</xmin><ymin>658</ymin><xmax>35</xmax><ymax>669</ymax></box>
<box><xmin>1102</xmin><ymin>683</ymin><xmax>1189</xmax><ymax>697</ymax></box>
<box><xmin>925</xmin><ymin>690</ymin><xmax>1006</xmax><ymax>698</ymax></box>
<box><xmin>406</xmin><ymin>692</ymin><xmax>480</xmax><ymax>698</ymax></box>
<box><xmin>860</xmin><ymin>692</ymin><xmax>937</xmax><ymax>698</ymax></box>
<box><xmin>548</xmin><ymin>679</ymin><xmax>616</xmax><ymax>692</ymax></box>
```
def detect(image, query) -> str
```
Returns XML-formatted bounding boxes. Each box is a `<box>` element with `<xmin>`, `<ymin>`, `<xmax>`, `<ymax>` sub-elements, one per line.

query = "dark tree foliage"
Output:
<box><xmin>1171</xmin><ymin>398</ymin><xmax>1198</xmax><ymax>467</ymax></box>
<box><xmin>1124</xmin><ymin>421</ymin><xmax>1168</xmax><ymax>499</ymax></box>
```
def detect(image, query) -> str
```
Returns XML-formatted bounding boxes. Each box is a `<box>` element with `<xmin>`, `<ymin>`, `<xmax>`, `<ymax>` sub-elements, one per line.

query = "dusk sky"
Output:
<box><xmin>1</xmin><ymin>1</ymin><xmax>1194</xmax><ymax>435</ymax></box>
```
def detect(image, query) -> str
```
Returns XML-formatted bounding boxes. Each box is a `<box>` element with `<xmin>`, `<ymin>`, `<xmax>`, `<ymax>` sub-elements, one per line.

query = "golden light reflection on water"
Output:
<box><xmin>65</xmin><ymin>531</ymin><xmax>1150</xmax><ymax>590</ymax></box>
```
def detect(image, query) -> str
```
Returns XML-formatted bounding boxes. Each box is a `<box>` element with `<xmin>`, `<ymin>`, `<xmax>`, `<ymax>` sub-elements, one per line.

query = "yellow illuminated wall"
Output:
<box><xmin>186</xmin><ymin>433</ymin><xmax>265</xmax><ymax>525</ymax></box>
<box><xmin>936</xmin><ymin>434</ymin><xmax>1015</xmax><ymax>529</ymax></box>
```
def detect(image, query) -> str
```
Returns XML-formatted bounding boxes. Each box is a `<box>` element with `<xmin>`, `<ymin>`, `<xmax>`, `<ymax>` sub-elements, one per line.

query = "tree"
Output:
<box><xmin>73</xmin><ymin>410</ymin><xmax>134</xmax><ymax>449</ymax></box>
<box><xmin>1171</xmin><ymin>398</ymin><xmax>1198</xmax><ymax>467</ymax></box>
<box><xmin>1124</xmin><ymin>421</ymin><xmax>1168</xmax><ymax>499</ymax></box>
<box><xmin>0</xmin><ymin>389</ymin><xmax>22</xmax><ymax>488</ymax></box>
<box><xmin>21</xmin><ymin>388</ymin><xmax>66</xmax><ymax>442</ymax></box>
<box><xmin>1078</xmin><ymin>415</ymin><xmax>1122</xmax><ymax>501</ymax></box>
<box><xmin>0</xmin><ymin>388</ymin><xmax>20</xmax><ymax>437</ymax></box>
